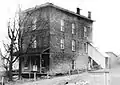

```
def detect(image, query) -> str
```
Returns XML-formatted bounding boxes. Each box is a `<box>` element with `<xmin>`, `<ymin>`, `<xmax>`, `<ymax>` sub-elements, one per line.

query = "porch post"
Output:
<box><xmin>30</xmin><ymin>56</ymin><xmax>31</xmax><ymax>71</ymax></box>
<box><xmin>49</xmin><ymin>53</ymin><xmax>51</xmax><ymax>75</ymax></box>
<box><xmin>29</xmin><ymin>56</ymin><xmax>31</xmax><ymax>79</ymax></box>
<box><xmin>40</xmin><ymin>54</ymin><xmax>41</xmax><ymax>73</ymax></box>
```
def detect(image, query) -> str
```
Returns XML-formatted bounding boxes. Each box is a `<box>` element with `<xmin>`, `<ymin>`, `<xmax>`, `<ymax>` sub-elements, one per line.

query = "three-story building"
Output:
<box><xmin>19</xmin><ymin>2</ymin><xmax>93</xmax><ymax>77</ymax></box>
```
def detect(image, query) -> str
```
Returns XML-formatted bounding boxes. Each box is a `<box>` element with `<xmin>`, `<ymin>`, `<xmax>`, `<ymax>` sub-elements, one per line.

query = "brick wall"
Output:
<box><xmin>49</xmin><ymin>6</ymin><xmax>92</xmax><ymax>74</ymax></box>
<box><xmin>21</xmin><ymin>7</ymin><xmax>50</xmax><ymax>72</ymax></box>
<box><xmin>21</xmin><ymin>5</ymin><xmax>93</xmax><ymax>74</ymax></box>
<box><xmin>21</xmin><ymin>7</ymin><xmax>50</xmax><ymax>53</ymax></box>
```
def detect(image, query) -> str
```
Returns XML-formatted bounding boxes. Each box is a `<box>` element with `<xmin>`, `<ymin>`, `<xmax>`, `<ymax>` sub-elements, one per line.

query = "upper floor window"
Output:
<box><xmin>32</xmin><ymin>17</ymin><xmax>37</xmax><ymax>30</ymax></box>
<box><xmin>60</xmin><ymin>39</ymin><xmax>64</xmax><ymax>49</ymax></box>
<box><xmin>84</xmin><ymin>27</ymin><xmax>87</xmax><ymax>37</ymax></box>
<box><xmin>72</xmin><ymin>40</ymin><xmax>76</xmax><ymax>51</ymax></box>
<box><xmin>61</xmin><ymin>20</ymin><xmax>64</xmax><ymax>31</ymax></box>
<box><xmin>72</xmin><ymin>23</ymin><xmax>75</xmax><ymax>34</ymax></box>
<box><xmin>32</xmin><ymin>39</ymin><xmax>37</xmax><ymax>48</ymax></box>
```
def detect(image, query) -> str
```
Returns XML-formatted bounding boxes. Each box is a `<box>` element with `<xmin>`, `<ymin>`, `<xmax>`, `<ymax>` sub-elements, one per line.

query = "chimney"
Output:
<box><xmin>76</xmin><ymin>8</ymin><xmax>81</xmax><ymax>15</ymax></box>
<box><xmin>88</xmin><ymin>11</ymin><xmax>91</xmax><ymax>19</ymax></box>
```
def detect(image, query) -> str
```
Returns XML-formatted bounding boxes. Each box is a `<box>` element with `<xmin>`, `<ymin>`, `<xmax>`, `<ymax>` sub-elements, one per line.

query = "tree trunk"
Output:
<box><xmin>9</xmin><ymin>61</ymin><xmax>12</xmax><ymax>81</ymax></box>
<box><xmin>19</xmin><ymin>57</ymin><xmax>22</xmax><ymax>80</ymax></box>
<box><xmin>9</xmin><ymin>41</ymin><xmax>13</xmax><ymax>81</ymax></box>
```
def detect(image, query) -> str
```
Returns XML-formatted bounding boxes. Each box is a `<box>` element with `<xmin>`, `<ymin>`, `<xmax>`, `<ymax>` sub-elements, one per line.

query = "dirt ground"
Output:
<box><xmin>5</xmin><ymin>71</ymin><xmax>110</xmax><ymax>85</ymax></box>
<box><xmin>110</xmin><ymin>67</ymin><xmax>120</xmax><ymax>85</ymax></box>
<box><xmin>4</xmin><ymin>67</ymin><xmax>120</xmax><ymax>85</ymax></box>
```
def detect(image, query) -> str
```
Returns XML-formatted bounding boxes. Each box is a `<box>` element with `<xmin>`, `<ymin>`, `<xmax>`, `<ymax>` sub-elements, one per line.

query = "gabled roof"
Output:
<box><xmin>23</xmin><ymin>2</ymin><xmax>94</xmax><ymax>22</ymax></box>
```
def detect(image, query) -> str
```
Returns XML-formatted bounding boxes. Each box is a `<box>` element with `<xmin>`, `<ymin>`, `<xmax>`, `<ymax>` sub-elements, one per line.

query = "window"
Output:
<box><xmin>84</xmin><ymin>27</ymin><xmax>87</xmax><ymax>37</ymax></box>
<box><xmin>72</xmin><ymin>60</ymin><xmax>75</xmax><ymax>69</ymax></box>
<box><xmin>43</xmin><ymin>37</ymin><xmax>48</xmax><ymax>47</ymax></box>
<box><xmin>32</xmin><ymin>40</ymin><xmax>37</xmax><ymax>48</ymax></box>
<box><xmin>72</xmin><ymin>40</ymin><xmax>76</xmax><ymax>51</ymax></box>
<box><xmin>72</xmin><ymin>23</ymin><xmax>75</xmax><ymax>34</ymax></box>
<box><xmin>60</xmin><ymin>39</ymin><xmax>64</xmax><ymax>49</ymax></box>
<box><xmin>61</xmin><ymin>20</ymin><xmax>64</xmax><ymax>31</ymax></box>
<box><xmin>24</xmin><ymin>56</ymin><xmax>29</xmax><ymax>69</ymax></box>
<box><xmin>84</xmin><ymin>43</ymin><xmax>88</xmax><ymax>53</ymax></box>
<box><xmin>32</xmin><ymin>17</ymin><xmax>37</xmax><ymax>30</ymax></box>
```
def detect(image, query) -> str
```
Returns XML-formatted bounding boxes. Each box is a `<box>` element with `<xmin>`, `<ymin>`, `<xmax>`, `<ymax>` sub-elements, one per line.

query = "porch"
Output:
<box><xmin>20</xmin><ymin>48</ymin><xmax>50</xmax><ymax>78</ymax></box>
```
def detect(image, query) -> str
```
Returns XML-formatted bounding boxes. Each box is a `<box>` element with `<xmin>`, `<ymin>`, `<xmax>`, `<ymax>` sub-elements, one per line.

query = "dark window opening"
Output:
<box><xmin>72</xmin><ymin>60</ymin><xmax>75</xmax><ymax>69</ymax></box>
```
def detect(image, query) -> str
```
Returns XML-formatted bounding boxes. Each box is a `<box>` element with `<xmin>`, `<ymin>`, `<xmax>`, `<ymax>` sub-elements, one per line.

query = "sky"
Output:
<box><xmin>0</xmin><ymin>0</ymin><xmax>120</xmax><ymax>55</ymax></box>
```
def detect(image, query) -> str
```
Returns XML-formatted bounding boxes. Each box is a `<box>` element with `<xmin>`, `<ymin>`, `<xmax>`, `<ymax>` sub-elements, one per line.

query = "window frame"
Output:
<box><xmin>84</xmin><ymin>26</ymin><xmax>87</xmax><ymax>38</ymax></box>
<box><xmin>61</xmin><ymin>20</ymin><xmax>64</xmax><ymax>32</ymax></box>
<box><xmin>24</xmin><ymin>56</ymin><xmax>29</xmax><ymax>70</ymax></box>
<box><xmin>72</xmin><ymin>40</ymin><xmax>76</xmax><ymax>51</ymax></box>
<box><xmin>60</xmin><ymin>38</ymin><xmax>64</xmax><ymax>49</ymax></box>
<box><xmin>84</xmin><ymin>42</ymin><xmax>88</xmax><ymax>53</ymax></box>
<box><xmin>72</xmin><ymin>23</ymin><xmax>75</xmax><ymax>34</ymax></box>
<box><xmin>32</xmin><ymin>39</ymin><xmax>37</xmax><ymax>48</ymax></box>
<box><xmin>32</xmin><ymin>17</ymin><xmax>37</xmax><ymax>30</ymax></box>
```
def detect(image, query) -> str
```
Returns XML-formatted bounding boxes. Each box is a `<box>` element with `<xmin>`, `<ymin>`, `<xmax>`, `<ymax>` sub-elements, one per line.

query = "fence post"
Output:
<box><xmin>2</xmin><ymin>77</ymin><xmax>4</xmax><ymax>85</ymax></box>
<box><xmin>34</xmin><ymin>72</ymin><xmax>36</xmax><ymax>81</ymax></box>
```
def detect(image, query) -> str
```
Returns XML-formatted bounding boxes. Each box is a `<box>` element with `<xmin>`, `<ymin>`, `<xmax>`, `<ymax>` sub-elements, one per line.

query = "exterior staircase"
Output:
<box><xmin>87</xmin><ymin>43</ymin><xmax>109</xmax><ymax>69</ymax></box>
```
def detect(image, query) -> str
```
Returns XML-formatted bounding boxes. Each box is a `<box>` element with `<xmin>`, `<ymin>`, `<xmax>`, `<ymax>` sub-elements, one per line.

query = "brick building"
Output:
<box><xmin>19</xmin><ymin>3</ymin><xmax>94</xmax><ymax>76</ymax></box>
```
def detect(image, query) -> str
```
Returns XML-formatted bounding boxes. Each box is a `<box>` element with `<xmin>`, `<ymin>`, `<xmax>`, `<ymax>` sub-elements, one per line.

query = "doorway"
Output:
<box><xmin>41</xmin><ymin>54</ymin><xmax>50</xmax><ymax>73</ymax></box>
<box><xmin>31</xmin><ymin>56</ymin><xmax>40</xmax><ymax>71</ymax></box>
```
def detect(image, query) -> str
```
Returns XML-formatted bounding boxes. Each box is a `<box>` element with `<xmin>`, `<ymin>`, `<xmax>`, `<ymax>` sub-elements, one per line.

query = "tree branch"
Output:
<box><xmin>12</xmin><ymin>55</ymin><xmax>19</xmax><ymax>63</ymax></box>
<box><xmin>8</xmin><ymin>21</ymin><xmax>12</xmax><ymax>40</ymax></box>
<box><xmin>3</xmin><ymin>41</ymin><xmax>10</xmax><ymax>53</ymax></box>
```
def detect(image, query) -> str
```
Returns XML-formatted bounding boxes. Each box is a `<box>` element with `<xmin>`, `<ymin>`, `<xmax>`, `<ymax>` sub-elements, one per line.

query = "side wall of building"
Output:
<box><xmin>49</xmin><ymin>6</ymin><xmax>92</xmax><ymax>74</ymax></box>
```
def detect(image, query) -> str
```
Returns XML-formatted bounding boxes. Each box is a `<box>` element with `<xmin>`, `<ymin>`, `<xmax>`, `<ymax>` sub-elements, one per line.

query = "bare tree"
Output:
<box><xmin>0</xmin><ymin>48</ymin><xmax>9</xmax><ymax>74</ymax></box>
<box><xmin>0</xmin><ymin>6</ymin><xmax>37</xmax><ymax>81</ymax></box>
<box><xmin>0</xmin><ymin>18</ymin><xmax>18</xmax><ymax>81</ymax></box>
<box><xmin>0</xmin><ymin>3</ymin><xmax>54</xmax><ymax>81</ymax></box>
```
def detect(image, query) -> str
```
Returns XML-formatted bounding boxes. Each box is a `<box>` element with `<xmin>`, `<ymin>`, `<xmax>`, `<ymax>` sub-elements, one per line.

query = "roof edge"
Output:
<box><xmin>23</xmin><ymin>2</ymin><xmax>94</xmax><ymax>22</ymax></box>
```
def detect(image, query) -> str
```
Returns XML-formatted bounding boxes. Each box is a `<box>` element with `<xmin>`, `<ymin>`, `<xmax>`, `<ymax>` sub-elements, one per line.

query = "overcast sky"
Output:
<box><xmin>0</xmin><ymin>0</ymin><xmax>120</xmax><ymax>54</ymax></box>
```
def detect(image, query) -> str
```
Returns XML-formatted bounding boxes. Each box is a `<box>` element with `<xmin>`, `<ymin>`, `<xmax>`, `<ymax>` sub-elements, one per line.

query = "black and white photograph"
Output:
<box><xmin>0</xmin><ymin>0</ymin><xmax>120</xmax><ymax>85</ymax></box>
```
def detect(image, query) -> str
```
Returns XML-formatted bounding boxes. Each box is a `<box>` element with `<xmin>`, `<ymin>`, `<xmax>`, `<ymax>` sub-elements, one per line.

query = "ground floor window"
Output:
<box><xmin>72</xmin><ymin>60</ymin><xmax>75</xmax><ymax>70</ymax></box>
<box><xmin>24</xmin><ymin>56</ymin><xmax>29</xmax><ymax>70</ymax></box>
